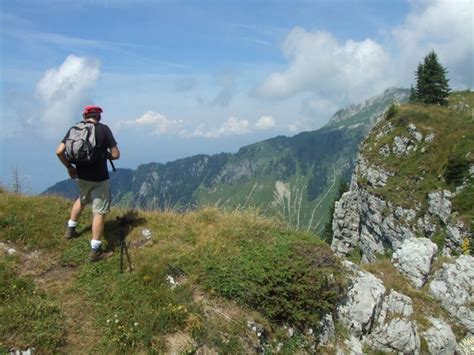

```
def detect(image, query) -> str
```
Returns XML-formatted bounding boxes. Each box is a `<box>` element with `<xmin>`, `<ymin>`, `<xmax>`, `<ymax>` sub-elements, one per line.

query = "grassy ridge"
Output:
<box><xmin>360</xmin><ymin>91</ymin><xmax>474</xmax><ymax>228</ymax></box>
<box><xmin>0</xmin><ymin>191</ymin><xmax>346</xmax><ymax>353</ymax></box>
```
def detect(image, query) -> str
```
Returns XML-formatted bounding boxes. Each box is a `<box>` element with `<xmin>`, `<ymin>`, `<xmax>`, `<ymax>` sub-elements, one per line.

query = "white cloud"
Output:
<box><xmin>118</xmin><ymin>111</ymin><xmax>183</xmax><ymax>135</ymax></box>
<box><xmin>36</xmin><ymin>54</ymin><xmax>100</xmax><ymax>138</ymax></box>
<box><xmin>392</xmin><ymin>0</ymin><xmax>473</xmax><ymax>87</ymax></box>
<box><xmin>255</xmin><ymin>28</ymin><xmax>390</xmax><ymax>102</ymax></box>
<box><xmin>255</xmin><ymin>115</ymin><xmax>275</xmax><ymax>130</ymax></box>
<box><xmin>184</xmin><ymin>117</ymin><xmax>250</xmax><ymax>138</ymax></box>
<box><xmin>255</xmin><ymin>0</ymin><xmax>473</xmax><ymax>117</ymax></box>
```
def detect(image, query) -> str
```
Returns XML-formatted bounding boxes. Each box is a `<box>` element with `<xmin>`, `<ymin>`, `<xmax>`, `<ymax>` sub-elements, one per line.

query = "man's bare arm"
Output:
<box><xmin>109</xmin><ymin>146</ymin><xmax>120</xmax><ymax>160</ymax></box>
<box><xmin>56</xmin><ymin>143</ymin><xmax>77</xmax><ymax>179</ymax></box>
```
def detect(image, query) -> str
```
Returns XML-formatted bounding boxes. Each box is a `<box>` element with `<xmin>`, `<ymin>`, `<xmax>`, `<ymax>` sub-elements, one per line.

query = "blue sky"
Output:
<box><xmin>1</xmin><ymin>0</ymin><xmax>473</xmax><ymax>193</ymax></box>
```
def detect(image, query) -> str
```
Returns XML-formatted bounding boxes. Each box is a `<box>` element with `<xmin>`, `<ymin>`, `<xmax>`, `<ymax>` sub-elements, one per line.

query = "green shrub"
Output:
<box><xmin>201</xmin><ymin>234</ymin><xmax>347</xmax><ymax>329</ymax></box>
<box><xmin>444</xmin><ymin>154</ymin><xmax>470</xmax><ymax>186</ymax></box>
<box><xmin>385</xmin><ymin>104</ymin><xmax>399</xmax><ymax>120</ymax></box>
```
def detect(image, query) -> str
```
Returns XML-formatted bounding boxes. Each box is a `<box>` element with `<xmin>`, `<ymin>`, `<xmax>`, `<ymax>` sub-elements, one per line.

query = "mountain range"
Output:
<box><xmin>43</xmin><ymin>88</ymin><xmax>410</xmax><ymax>232</ymax></box>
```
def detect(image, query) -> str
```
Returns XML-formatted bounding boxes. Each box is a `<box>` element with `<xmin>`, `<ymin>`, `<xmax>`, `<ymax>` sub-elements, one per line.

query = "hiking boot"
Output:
<box><xmin>64</xmin><ymin>225</ymin><xmax>77</xmax><ymax>239</ymax></box>
<box><xmin>89</xmin><ymin>247</ymin><xmax>113</xmax><ymax>262</ymax></box>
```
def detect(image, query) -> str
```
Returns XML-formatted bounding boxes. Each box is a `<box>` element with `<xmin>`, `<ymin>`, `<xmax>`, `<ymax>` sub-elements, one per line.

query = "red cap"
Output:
<box><xmin>83</xmin><ymin>105</ymin><xmax>103</xmax><ymax>115</ymax></box>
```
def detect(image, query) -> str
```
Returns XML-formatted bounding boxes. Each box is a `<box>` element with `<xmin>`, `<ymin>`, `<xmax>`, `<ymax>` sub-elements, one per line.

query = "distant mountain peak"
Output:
<box><xmin>325</xmin><ymin>88</ymin><xmax>410</xmax><ymax>129</ymax></box>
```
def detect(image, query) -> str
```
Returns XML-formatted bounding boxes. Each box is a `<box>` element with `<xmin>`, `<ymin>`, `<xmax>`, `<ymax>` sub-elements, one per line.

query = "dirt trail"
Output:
<box><xmin>18</xmin><ymin>248</ymin><xmax>102</xmax><ymax>353</ymax></box>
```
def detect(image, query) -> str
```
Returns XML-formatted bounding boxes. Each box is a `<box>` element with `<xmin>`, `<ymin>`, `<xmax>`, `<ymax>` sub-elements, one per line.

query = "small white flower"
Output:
<box><xmin>134</xmin><ymin>322</ymin><xmax>139</xmax><ymax>327</ymax></box>
<box><xmin>115</xmin><ymin>319</ymin><xmax>119</xmax><ymax>324</ymax></box>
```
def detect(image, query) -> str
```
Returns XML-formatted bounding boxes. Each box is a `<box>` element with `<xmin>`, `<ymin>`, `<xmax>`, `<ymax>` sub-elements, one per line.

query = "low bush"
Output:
<box><xmin>444</xmin><ymin>154</ymin><xmax>470</xmax><ymax>186</ymax></box>
<box><xmin>385</xmin><ymin>104</ymin><xmax>399</xmax><ymax>120</ymax></box>
<box><xmin>201</xmin><ymin>233</ymin><xmax>347</xmax><ymax>330</ymax></box>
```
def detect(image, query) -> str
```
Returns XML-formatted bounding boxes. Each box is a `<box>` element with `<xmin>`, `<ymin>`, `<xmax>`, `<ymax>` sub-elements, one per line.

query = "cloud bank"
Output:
<box><xmin>256</xmin><ymin>0</ymin><xmax>473</xmax><ymax>109</ymax></box>
<box><xmin>118</xmin><ymin>111</ymin><xmax>184</xmax><ymax>135</ymax></box>
<box><xmin>36</xmin><ymin>54</ymin><xmax>101</xmax><ymax>138</ymax></box>
<box><xmin>255</xmin><ymin>28</ymin><xmax>390</xmax><ymax>102</ymax></box>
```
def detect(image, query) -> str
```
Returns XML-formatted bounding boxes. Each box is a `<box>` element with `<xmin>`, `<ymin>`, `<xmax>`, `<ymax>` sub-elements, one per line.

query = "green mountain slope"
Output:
<box><xmin>44</xmin><ymin>88</ymin><xmax>409</xmax><ymax>232</ymax></box>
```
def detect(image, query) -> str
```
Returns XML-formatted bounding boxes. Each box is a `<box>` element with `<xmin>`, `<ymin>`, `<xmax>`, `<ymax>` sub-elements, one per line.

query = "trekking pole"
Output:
<box><xmin>116</xmin><ymin>216</ymin><xmax>133</xmax><ymax>273</ymax></box>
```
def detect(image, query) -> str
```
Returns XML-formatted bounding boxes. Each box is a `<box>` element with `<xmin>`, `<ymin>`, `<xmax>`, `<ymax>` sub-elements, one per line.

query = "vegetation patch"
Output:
<box><xmin>359</xmin><ymin>91</ymin><xmax>474</xmax><ymax>213</ymax></box>
<box><xmin>0</xmin><ymin>257</ymin><xmax>65</xmax><ymax>352</ymax></box>
<box><xmin>201</xmin><ymin>233</ymin><xmax>347</xmax><ymax>330</ymax></box>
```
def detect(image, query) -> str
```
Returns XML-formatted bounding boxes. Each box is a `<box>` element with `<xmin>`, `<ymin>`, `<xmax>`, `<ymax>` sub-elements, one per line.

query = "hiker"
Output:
<box><xmin>55</xmin><ymin>105</ymin><xmax>120</xmax><ymax>262</ymax></box>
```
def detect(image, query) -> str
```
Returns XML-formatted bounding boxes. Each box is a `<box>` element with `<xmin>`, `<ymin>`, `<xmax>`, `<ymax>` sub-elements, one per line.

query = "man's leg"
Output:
<box><xmin>65</xmin><ymin>198</ymin><xmax>85</xmax><ymax>239</ymax></box>
<box><xmin>71</xmin><ymin>197</ymin><xmax>85</xmax><ymax>222</ymax></box>
<box><xmin>91</xmin><ymin>213</ymin><xmax>104</xmax><ymax>241</ymax></box>
<box><xmin>89</xmin><ymin>213</ymin><xmax>113</xmax><ymax>261</ymax></box>
<box><xmin>89</xmin><ymin>180</ymin><xmax>113</xmax><ymax>262</ymax></box>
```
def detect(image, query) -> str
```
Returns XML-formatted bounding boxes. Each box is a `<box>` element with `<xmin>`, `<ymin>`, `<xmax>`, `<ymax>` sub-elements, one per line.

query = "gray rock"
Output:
<box><xmin>337</xmin><ymin>268</ymin><xmax>386</xmax><ymax>338</ymax></box>
<box><xmin>457</xmin><ymin>334</ymin><xmax>474</xmax><ymax>354</ymax></box>
<box><xmin>425</xmin><ymin>132</ymin><xmax>435</xmax><ymax>143</ymax></box>
<box><xmin>358</xmin><ymin>190</ymin><xmax>416</xmax><ymax>262</ymax></box>
<box><xmin>394</xmin><ymin>206</ymin><xmax>416</xmax><ymax>222</ymax></box>
<box><xmin>357</xmin><ymin>155</ymin><xmax>393</xmax><ymax>187</ymax></box>
<box><xmin>422</xmin><ymin>317</ymin><xmax>457</xmax><ymax>355</ymax></box>
<box><xmin>367</xmin><ymin>290</ymin><xmax>420</xmax><ymax>353</ymax></box>
<box><xmin>336</xmin><ymin>335</ymin><xmax>364</xmax><ymax>355</ymax></box>
<box><xmin>379</xmin><ymin>144</ymin><xmax>390</xmax><ymax>157</ymax></box>
<box><xmin>445</xmin><ymin>220</ymin><xmax>471</xmax><ymax>255</ymax></box>
<box><xmin>428</xmin><ymin>190</ymin><xmax>452</xmax><ymax>224</ymax></box>
<box><xmin>247</xmin><ymin>321</ymin><xmax>264</xmax><ymax>338</ymax></box>
<box><xmin>141</xmin><ymin>228</ymin><xmax>152</xmax><ymax>240</ymax></box>
<box><xmin>375</xmin><ymin>122</ymin><xmax>394</xmax><ymax>141</ymax></box>
<box><xmin>429</xmin><ymin>255</ymin><xmax>474</xmax><ymax>332</ymax></box>
<box><xmin>408</xmin><ymin>123</ymin><xmax>423</xmax><ymax>142</ymax></box>
<box><xmin>332</xmin><ymin>191</ymin><xmax>360</xmax><ymax>257</ymax></box>
<box><xmin>378</xmin><ymin>290</ymin><xmax>414</xmax><ymax>320</ymax></box>
<box><xmin>9</xmin><ymin>349</ymin><xmax>34</xmax><ymax>355</ymax></box>
<box><xmin>417</xmin><ymin>214</ymin><xmax>437</xmax><ymax>237</ymax></box>
<box><xmin>392</xmin><ymin>238</ymin><xmax>438</xmax><ymax>288</ymax></box>
<box><xmin>332</xmin><ymin>182</ymin><xmax>417</xmax><ymax>262</ymax></box>
<box><xmin>368</xmin><ymin>318</ymin><xmax>420</xmax><ymax>354</ymax></box>
<box><xmin>318</xmin><ymin>314</ymin><xmax>335</xmax><ymax>345</ymax></box>
<box><xmin>393</xmin><ymin>135</ymin><xmax>414</xmax><ymax>155</ymax></box>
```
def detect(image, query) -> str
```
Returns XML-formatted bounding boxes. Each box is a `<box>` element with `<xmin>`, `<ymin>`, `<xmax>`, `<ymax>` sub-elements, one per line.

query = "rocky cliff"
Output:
<box><xmin>327</xmin><ymin>91</ymin><xmax>474</xmax><ymax>354</ymax></box>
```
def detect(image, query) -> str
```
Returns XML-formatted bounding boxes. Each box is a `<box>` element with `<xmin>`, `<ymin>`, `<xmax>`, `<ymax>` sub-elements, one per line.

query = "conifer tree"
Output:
<box><xmin>412</xmin><ymin>51</ymin><xmax>450</xmax><ymax>105</ymax></box>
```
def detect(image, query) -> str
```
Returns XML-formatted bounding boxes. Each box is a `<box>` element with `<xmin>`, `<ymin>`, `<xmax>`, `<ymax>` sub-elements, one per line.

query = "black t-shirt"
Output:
<box><xmin>62</xmin><ymin>122</ymin><xmax>117</xmax><ymax>182</ymax></box>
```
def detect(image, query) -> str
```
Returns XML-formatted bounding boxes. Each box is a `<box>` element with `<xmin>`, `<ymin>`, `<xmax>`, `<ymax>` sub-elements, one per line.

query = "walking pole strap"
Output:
<box><xmin>109</xmin><ymin>159</ymin><xmax>116</xmax><ymax>172</ymax></box>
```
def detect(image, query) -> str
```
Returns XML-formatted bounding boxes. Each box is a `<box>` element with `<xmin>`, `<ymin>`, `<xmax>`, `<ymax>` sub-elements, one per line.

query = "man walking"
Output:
<box><xmin>56</xmin><ymin>105</ymin><xmax>120</xmax><ymax>262</ymax></box>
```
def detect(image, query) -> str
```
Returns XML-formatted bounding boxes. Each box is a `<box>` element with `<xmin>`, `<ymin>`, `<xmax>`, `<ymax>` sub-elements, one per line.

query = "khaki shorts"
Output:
<box><xmin>76</xmin><ymin>179</ymin><xmax>111</xmax><ymax>214</ymax></box>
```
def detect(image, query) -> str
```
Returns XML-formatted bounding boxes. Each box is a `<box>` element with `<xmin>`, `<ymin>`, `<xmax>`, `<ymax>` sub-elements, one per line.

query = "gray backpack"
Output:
<box><xmin>64</xmin><ymin>121</ymin><xmax>100</xmax><ymax>165</ymax></box>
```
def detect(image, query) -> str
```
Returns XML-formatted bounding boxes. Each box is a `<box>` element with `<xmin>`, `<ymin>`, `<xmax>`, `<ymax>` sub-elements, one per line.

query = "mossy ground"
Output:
<box><xmin>0</xmin><ymin>190</ymin><xmax>346</xmax><ymax>353</ymax></box>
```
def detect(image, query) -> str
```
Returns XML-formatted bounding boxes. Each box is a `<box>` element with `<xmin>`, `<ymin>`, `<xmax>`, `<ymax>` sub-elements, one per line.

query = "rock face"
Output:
<box><xmin>391</xmin><ymin>238</ymin><xmax>438</xmax><ymax>288</ymax></box>
<box><xmin>336</xmin><ymin>264</ymin><xmax>422</xmax><ymax>354</ymax></box>
<box><xmin>332</xmin><ymin>191</ymin><xmax>360</xmax><ymax>256</ymax></box>
<box><xmin>332</xmin><ymin>168</ymin><xmax>416</xmax><ymax>262</ymax></box>
<box><xmin>337</xmin><ymin>263</ymin><xmax>386</xmax><ymax>338</ymax></box>
<box><xmin>318</xmin><ymin>314</ymin><xmax>335</xmax><ymax>345</ymax></box>
<box><xmin>422</xmin><ymin>317</ymin><xmax>457</xmax><ymax>355</ymax></box>
<box><xmin>366</xmin><ymin>290</ymin><xmax>420</xmax><ymax>354</ymax></box>
<box><xmin>445</xmin><ymin>220</ymin><xmax>472</xmax><ymax>256</ymax></box>
<box><xmin>429</xmin><ymin>255</ymin><xmax>474</xmax><ymax>332</ymax></box>
<box><xmin>428</xmin><ymin>190</ymin><xmax>452</xmax><ymax>225</ymax></box>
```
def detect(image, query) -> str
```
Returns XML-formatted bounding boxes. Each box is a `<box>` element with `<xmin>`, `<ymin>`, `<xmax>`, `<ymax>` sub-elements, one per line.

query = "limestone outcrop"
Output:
<box><xmin>429</xmin><ymin>255</ymin><xmax>474</xmax><ymax>332</ymax></box>
<box><xmin>391</xmin><ymin>237</ymin><xmax>438</xmax><ymax>288</ymax></box>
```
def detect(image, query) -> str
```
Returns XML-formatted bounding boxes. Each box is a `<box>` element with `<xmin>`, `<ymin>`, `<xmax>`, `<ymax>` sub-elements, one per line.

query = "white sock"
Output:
<box><xmin>90</xmin><ymin>240</ymin><xmax>102</xmax><ymax>250</ymax></box>
<box><xmin>68</xmin><ymin>219</ymin><xmax>78</xmax><ymax>228</ymax></box>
